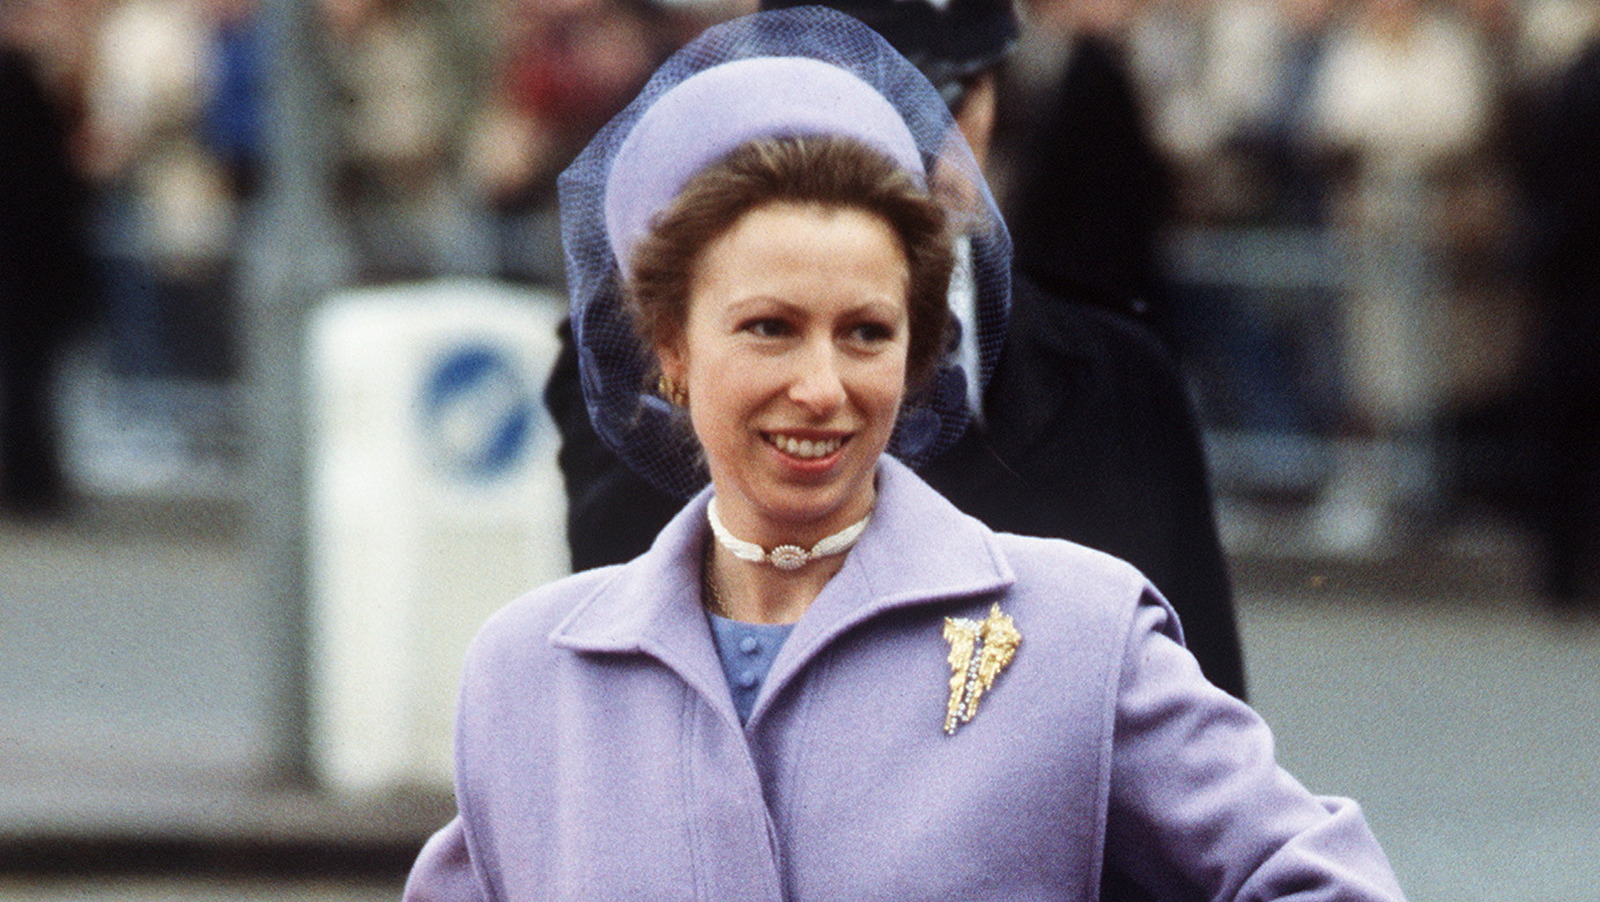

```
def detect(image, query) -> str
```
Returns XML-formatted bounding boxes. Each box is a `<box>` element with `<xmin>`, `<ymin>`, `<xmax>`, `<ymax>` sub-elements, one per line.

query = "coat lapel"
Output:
<box><xmin>548</xmin><ymin>489</ymin><xmax>742</xmax><ymax>726</ymax></box>
<box><xmin>547</xmin><ymin>457</ymin><xmax>1016</xmax><ymax>732</ymax></box>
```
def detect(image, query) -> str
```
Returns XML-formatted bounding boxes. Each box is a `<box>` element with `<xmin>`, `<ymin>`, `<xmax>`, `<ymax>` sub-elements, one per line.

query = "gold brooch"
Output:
<box><xmin>942</xmin><ymin>603</ymin><xmax>1021</xmax><ymax>735</ymax></box>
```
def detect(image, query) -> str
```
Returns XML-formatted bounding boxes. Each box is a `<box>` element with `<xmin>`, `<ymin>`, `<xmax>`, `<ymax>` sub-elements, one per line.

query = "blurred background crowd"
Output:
<box><xmin>5</xmin><ymin>0</ymin><xmax>1599</xmax><ymax>601</ymax></box>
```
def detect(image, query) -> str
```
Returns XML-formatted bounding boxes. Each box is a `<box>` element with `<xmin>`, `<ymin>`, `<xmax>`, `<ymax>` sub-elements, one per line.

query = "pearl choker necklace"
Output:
<box><xmin>706</xmin><ymin>497</ymin><xmax>872</xmax><ymax>571</ymax></box>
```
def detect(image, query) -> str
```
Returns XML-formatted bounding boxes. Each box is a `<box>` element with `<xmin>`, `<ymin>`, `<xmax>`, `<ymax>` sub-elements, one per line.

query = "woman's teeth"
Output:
<box><xmin>768</xmin><ymin>434</ymin><xmax>843</xmax><ymax>459</ymax></box>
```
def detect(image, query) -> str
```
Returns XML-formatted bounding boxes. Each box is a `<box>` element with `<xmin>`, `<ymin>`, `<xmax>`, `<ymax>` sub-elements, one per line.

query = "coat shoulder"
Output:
<box><xmin>989</xmin><ymin>531</ymin><xmax>1169</xmax><ymax>639</ymax></box>
<box><xmin>464</xmin><ymin>566</ymin><xmax>622</xmax><ymax>672</ymax></box>
<box><xmin>996</xmin><ymin>531</ymin><xmax>1151</xmax><ymax>597</ymax></box>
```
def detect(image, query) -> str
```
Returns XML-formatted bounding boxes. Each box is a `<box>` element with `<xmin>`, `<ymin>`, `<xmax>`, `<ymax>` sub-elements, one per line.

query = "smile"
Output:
<box><xmin>764</xmin><ymin>433</ymin><xmax>847</xmax><ymax>459</ymax></box>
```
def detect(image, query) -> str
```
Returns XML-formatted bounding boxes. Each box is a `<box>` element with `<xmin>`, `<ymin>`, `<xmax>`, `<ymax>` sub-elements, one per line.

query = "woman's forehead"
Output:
<box><xmin>687</xmin><ymin>204</ymin><xmax>911</xmax><ymax>316</ymax></box>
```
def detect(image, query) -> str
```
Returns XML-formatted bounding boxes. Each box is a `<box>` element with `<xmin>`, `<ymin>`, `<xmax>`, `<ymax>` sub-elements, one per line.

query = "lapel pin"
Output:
<box><xmin>942</xmin><ymin>603</ymin><xmax>1021</xmax><ymax>735</ymax></box>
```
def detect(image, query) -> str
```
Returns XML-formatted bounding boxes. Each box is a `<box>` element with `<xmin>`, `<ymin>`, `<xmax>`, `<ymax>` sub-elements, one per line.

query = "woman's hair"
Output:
<box><xmin>625</xmin><ymin>134</ymin><xmax>955</xmax><ymax>393</ymax></box>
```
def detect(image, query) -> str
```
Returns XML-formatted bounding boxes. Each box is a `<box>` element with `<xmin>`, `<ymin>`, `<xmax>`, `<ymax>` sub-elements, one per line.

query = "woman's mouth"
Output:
<box><xmin>764</xmin><ymin>432</ymin><xmax>847</xmax><ymax>460</ymax></box>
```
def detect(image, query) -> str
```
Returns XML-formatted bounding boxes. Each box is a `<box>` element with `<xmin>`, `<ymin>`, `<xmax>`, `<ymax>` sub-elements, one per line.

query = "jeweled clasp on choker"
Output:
<box><xmin>706</xmin><ymin>497</ymin><xmax>871</xmax><ymax>571</ymax></box>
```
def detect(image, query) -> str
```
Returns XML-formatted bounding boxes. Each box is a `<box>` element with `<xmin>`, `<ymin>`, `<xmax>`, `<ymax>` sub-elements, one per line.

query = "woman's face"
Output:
<box><xmin>657</xmin><ymin>201</ymin><xmax>911</xmax><ymax>547</ymax></box>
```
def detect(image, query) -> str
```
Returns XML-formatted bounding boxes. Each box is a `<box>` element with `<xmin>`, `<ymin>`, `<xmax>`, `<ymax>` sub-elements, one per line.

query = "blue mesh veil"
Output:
<box><xmin>558</xmin><ymin>5</ymin><xmax>1012</xmax><ymax>499</ymax></box>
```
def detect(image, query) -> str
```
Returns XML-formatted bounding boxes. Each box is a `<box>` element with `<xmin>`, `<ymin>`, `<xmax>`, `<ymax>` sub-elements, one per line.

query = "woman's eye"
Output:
<box><xmin>848</xmin><ymin>322</ymin><xmax>895</xmax><ymax>344</ymax></box>
<box><xmin>744</xmin><ymin>318</ymin><xmax>790</xmax><ymax>338</ymax></box>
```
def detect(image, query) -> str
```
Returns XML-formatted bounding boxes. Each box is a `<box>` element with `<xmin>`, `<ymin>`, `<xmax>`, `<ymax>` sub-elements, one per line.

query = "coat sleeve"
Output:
<box><xmin>1105</xmin><ymin>591</ymin><xmax>1407</xmax><ymax>901</ymax></box>
<box><xmin>404</xmin><ymin>816</ymin><xmax>492</xmax><ymax>902</ymax></box>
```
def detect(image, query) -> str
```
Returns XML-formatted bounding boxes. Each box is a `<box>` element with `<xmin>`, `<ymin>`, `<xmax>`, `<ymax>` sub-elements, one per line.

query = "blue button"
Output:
<box><xmin>739</xmin><ymin>636</ymin><xmax>761</xmax><ymax>655</ymax></box>
<box><xmin>738</xmin><ymin>670</ymin><xmax>759</xmax><ymax>689</ymax></box>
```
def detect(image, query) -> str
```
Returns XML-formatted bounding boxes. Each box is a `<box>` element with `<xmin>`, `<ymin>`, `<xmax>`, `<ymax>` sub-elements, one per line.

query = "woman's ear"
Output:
<box><xmin>654</xmin><ymin>336</ymin><xmax>690</xmax><ymax>408</ymax></box>
<box><xmin>656</xmin><ymin>331</ymin><xmax>687</xmax><ymax>384</ymax></box>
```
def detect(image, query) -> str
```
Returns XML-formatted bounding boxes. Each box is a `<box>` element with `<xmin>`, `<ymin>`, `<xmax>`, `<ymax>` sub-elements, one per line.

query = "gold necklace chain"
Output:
<box><xmin>701</xmin><ymin>538</ymin><xmax>729</xmax><ymax>618</ymax></box>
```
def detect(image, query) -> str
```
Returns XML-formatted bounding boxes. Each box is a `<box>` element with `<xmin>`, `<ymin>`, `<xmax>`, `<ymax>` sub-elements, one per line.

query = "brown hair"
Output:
<box><xmin>625</xmin><ymin>134</ymin><xmax>954</xmax><ymax>392</ymax></box>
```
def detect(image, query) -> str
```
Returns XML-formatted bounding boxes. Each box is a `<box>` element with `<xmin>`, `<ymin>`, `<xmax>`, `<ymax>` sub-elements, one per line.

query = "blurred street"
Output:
<box><xmin>1234</xmin><ymin>551</ymin><xmax>1600</xmax><ymax>902</ymax></box>
<box><xmin>3</xmin><ymin>487</ymin><xmax>1598</xmax><ymax>901</ymax></box>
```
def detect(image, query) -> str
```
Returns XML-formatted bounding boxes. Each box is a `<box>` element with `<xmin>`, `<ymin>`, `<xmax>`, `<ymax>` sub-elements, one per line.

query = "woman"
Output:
<box><xmin>406</xmin><ymin>9</ymin><xmax>1406</xmax><ymax>900</ymax></box>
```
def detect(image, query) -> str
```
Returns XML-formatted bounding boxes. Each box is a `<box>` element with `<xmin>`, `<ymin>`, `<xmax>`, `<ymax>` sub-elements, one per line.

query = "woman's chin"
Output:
<box><xmin>744</xmin><ymin>479</ymin><xmax>875</xmax><ymax>541</ymax></box>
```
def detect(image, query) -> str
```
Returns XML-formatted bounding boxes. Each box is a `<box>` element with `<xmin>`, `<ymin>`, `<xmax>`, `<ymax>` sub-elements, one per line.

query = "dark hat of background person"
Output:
<box><xmin>759</xmin><ymin>0</ymin><xmax>1020</xmax><ymax>109</ymax></box>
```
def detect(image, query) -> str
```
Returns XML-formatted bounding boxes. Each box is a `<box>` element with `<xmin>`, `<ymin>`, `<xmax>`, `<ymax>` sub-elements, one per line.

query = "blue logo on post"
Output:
<box><xmin>418</xmin><ymin>344</ymin><xmax>535</xmax><ymax>480</ymax></box>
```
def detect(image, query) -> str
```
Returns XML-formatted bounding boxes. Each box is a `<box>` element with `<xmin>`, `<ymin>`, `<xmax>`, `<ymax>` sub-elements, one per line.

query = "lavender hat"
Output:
<box><xmin>603</xmin><ymin>56</ymin><xmax>924</xmax><ymax>279</ymax></box>
<box><xmin>558</xmin><ymin>6</ymin><xmax>1012</xmax><ymax>500</ymax></box>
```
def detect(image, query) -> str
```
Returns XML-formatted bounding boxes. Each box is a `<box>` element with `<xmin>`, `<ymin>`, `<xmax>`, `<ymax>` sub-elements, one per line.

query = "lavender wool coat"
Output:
<box><xmin>406</xmin><ymin>458</ymin><xmax>1405</xmax><ymax>901</ymax></box>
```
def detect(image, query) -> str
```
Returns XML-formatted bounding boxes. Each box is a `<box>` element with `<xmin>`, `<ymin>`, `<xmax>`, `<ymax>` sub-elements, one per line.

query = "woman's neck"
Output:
<box><xmin>706</xmin><ymin>539</ymin><xmax>846</xmax><ymax>625</ymax></box>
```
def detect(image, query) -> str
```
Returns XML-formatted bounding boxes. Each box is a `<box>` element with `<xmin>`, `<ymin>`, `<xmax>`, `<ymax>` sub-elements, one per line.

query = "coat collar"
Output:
<box><xmin>549</xmin><ymin>456</ymin><xmax>1016</xmax><ymax>727</ymax></box>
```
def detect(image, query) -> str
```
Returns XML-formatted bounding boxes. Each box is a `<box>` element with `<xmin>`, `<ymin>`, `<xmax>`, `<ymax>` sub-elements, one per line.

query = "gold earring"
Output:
<box><xmin>658</xmin><ymin>375</ymin><xmax>688</xmax><ymax>408</ymax></box>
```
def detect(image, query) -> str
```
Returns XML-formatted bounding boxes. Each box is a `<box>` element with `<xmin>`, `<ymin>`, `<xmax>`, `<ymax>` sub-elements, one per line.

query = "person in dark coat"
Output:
<box><xmin>1522</xmin><ymin>36</ymin><xmax>1600</xmax><ymax>606</ymax></box>
<box><xmin>0</xmin><ymin>42</ymin><xmax>97</xmax><ymax>517</ymax></box>
<box><xmin>1004</xmin><ymin>23</ymin><xmax>1174</xmax><ymax>341</ymax></box>
<box><xmin>545</xmin><ymin>0</ymin><xmax>1244</xmax><ymax>701</ymax></box>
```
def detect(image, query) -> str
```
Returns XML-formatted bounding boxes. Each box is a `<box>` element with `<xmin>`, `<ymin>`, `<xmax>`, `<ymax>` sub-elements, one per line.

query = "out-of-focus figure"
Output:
<box><xmin>201</xmin><ymin>0</ymin><xmax>265</xmax><ymax>204</ymax></box>
<box><xmin>1521</xmin><ymin>20</ymin><xmax>1600</xmax><ymax>606</ymax></box>
<box><xmin>0</xmin><ymin>17</ymin><xmax>99</xmax><ymax>517</ymax></box>
<box><xmin>1124</xmin><ymin>0</ymin><xmax>1347</xmax><ymax>450</ymax></box>
<box><xmin>1301</xmin><ymin>0</ymin><xmax>1493</xmax><ymax>551</ymax></box>
<box><xmin>81</xmin><ymin>0</ymin><xmax>238</xmax><ymax>385</ymax></box>
<box><xmin>999</xmin><ymin>0</ymin><xmax>1173</xmax><ymax>340</ymax></box>
<box><xmin>1131</xmin><ymin>0</ymin><xmax>1283</xmax><ymax>225</ymax></box>
<box><xmin>68</xmin><ymin>0</ymin><xmax>280</xmax><ymax>486</ymax></box>
<box><xmin>462</xmin><ymin>0</ymin><xmax>669</xmax><ymax>285</ymax></box>
<box><xmin>321</xmin><ymin>0</ymin><xmax>479</xmax><ymax>282</ymax></box>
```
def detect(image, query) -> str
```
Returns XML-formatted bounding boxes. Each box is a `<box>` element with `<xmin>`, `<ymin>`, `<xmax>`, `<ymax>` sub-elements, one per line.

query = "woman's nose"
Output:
<box><xmin>787</xmin><ymin>343</ymin><xmax>847</xmax><ymax>414</ymax></box>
